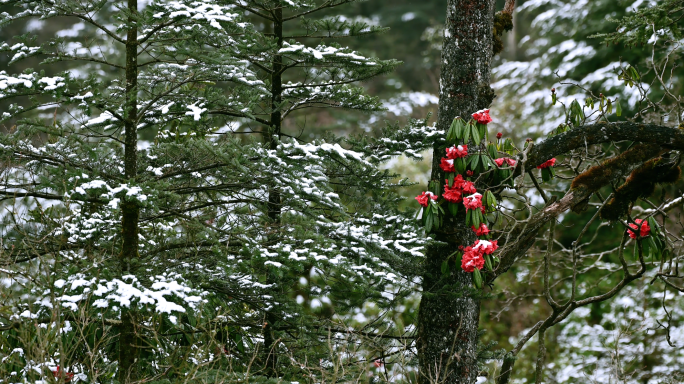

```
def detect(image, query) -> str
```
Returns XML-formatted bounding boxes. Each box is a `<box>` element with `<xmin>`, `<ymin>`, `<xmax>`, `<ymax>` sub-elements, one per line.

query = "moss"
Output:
<box><xmin>493</xmin><ymin>11</ymin><xmax>513</xmax><ymax>55</ymax></box>
<box><xmin>600</xmin><ymin>157</ymin><xmax>681</xmax><ymax>221</ymax></box>
<box><xmin>571</xmin><ymin>143</ymin><xmax>661</xmax><ymax>192</ymax></box>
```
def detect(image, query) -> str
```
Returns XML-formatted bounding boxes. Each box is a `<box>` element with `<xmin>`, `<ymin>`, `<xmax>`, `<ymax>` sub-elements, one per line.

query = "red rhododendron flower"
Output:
<box><xmin>463</xmin><ymin>193</ymin><xmax>483</xmax><ymax>212</ymax></box>
<box><xmin>466</xmin><ymin>170</ymin><xmax>474</xmax><ymax>177</ymax></box>
<box><xmin>472</xmin><ymin>223</ymin><xmax>490</xmax><ymax>236</ymax></box>
<box><xmin>460</xmin><ymin>240</ymin><xmax>499</xmax><ymax>272</ymax></box>
<box><xmin>461</xmin><ymin>246</ymin><xmax>485</xmax><ymax>272</ymax></box>
<box><xmin>444</xmin><ymin>175</ymin><xmax>477</xmax><ymax>204</ymax></box>
<box><xmin>461</xmin><ymin>180</ymin><xmax>477</xmax><ymax>195</ymax></box>
<box><xmin>472</xmin><ymin>109</ymin><xmax>492</xmax><ymax>125</ymax></box>
<box><xmin>415</xmin><ymin>191</ymin><xmax>437</xmax><ymax>207</ymax></box>
<box><xmin>627</xmin><ymin>219</ymin><xmax>651</xmax><ymax>239</ymax></box>
<box><xmin>496</xmin><ymin>132</ymin><xmax>503</xmax><ymax>139</ymax></box>
<box><xmin>473</xmin><ymin>239</ymin><xmax>498</xmax><ymax>255</ymax></box>
<box><xmin>537</xmin><ymin>158</ymin><xmax>556</xmax><ymax>169</ymax></box>
<box><xmin>53</xmin><ymin>366</ymin><xmax>74</xmax><ymax>383</ymax></box>
<box><xmin>452</xmin><ymin>174</ymin><xmax>465</xmax><ymax>187</ymax></box>
<box><xmin>443</xmin><ymin>182</ymin><xmax>463</xmax><ymax>203</ymax></box>
<box><xmin>494</xmin><ymin>157</ymin><xmax>517</xmax><ymax>167</ymax></box>
<box><xmin>446</xmin><ymin>144</ymin><xmax>468</xmax><ymax>159</ymax></box>
<box><xmin>440</xmin><ymin>157</ymin><xmax>455</xmax><ymax>173</ymax></box>
<box><xmin>374</xmin><ymin>359</ymin><xmax>384</xmax><ymax>368</ymax></box>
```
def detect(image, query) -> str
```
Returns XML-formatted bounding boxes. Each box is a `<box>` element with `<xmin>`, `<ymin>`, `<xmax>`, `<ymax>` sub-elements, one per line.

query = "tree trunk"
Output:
<box><xmin>264</xmin><ymin>2</ymin><xmax>283</xmax><ymax>377</ymax></box>
<box><xmin>417</xmin><ymin>1</ymin><xmax>494</xmax><ymax>383</ymax></box>
<box><xmin>119</xmin><ymin>0</ymin><xmax>140</xmax><ymax>380</ymax></box>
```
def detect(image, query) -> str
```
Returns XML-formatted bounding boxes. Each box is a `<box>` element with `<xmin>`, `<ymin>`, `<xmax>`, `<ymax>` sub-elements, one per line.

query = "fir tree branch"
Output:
<box><xmin>140</xmin><ymin>199</ymin><xmax>252</xmax><ymax>221</ymax></box>
<box><xmin>60</xmin><ymin>13</ymin><xmax>126</xmax><ymax>45</ymax></box>
<box><xmin>206</xmin><ymin>110</ymin><xmax>271</xmax><ymax>126</ymax></box>
<box><xmin>41</xmin><ymin>53</ymin><xmax>125</xmax><ymax>69</ymax></box>
<box><xmin>282</xmin><ymin>0</ymin><xmax>355</xmax><ymax>21</ymax></box>
<box><xmin>229</xmin><ymin>2</ymin><xmax>274</xmax><ymax>21</ymax></box>
<box><xmin>0</xmin><ymin>190</ymin><xmax>104</xmax><ymax>204</ymax></box>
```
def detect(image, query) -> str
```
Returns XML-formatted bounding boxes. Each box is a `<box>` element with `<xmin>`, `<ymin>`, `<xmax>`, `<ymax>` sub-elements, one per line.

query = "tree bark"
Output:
<box><xmin>119</xmin><ymin>0</ymin><xmax>140</xmax><ymax>380</ymax></box>
<box><xmin>264</xmin><ymin>1</ymin><xmax>283</xmax><ymax>376</ymax></box>
<box><xmin>417</xmin><ymin>1</ymin><xmax>495</xmax><ymax>383</ymax></box>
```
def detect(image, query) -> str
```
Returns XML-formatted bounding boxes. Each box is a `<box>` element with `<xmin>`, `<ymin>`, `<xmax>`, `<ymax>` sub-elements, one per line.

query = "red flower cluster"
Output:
<box><xmin>537</xmin><ymin>158</ymin><xmax>556</xmax><ymax>169</ymax></box>
<box><xmin>446</xmin><ymin>144</ymin><xmax>468</xmax><ymax>159</ymax></box>
<box><xmin>473</xmin><ymin>239</ymin><xmax>498</xmax><ymax>255</ymax></box>
<box><xmin>463</xmin><ymin>193</ymin><xmax>484</xmax><ymax>213</ymax></box>
<box><xmin>494</xmin><ymin>157</ymin><xmax>516</xmax><ymax>167</ymax></box>
<box><xmin>443</xmin><ymin>175</ymin><xmax>477</xmax><ymax>203</ymax></box>
<box><xmin>472</xmin><ymin>223</ymin><xmax>490</xmax><ymax>236</ymax></box>
<box><xmin>627</xmin><ymin>219</ymin><xmax>651</xmax><ymax>239</ymax></box>
<box><xmin>472</xmin><ymin>109</ymin><xmax>492</xmax><ymax>125</ymax></box>
<box><xmin>440</xmin><ymin>145</ymin><xmax>468</xmax><ymax>172</ymax></box>
<box><xmin>415</xmin><ymin>191</ymin><xmax>437</xmax><ymax>207</ymax></box>
<box><xmin>53</xmin><ymin>366</ymin><xmax>74</xmax><ymax>382</ymax></box>
<box><xmin>440</xmin><ymin>158</ymin><xmax>455</xmax><ymax>173</ymax></box>
<box><xmin>461</xmin><ymin>240</ymin><xmax>498</xmax><ymax>272</ymax></box>
<box><xmin>443</xmin><ymin>183</ymin><xmax>462</xmax><ymax>203</ymax></box>
<box><xmin>461</xmin><ymin>249</ymin><xmax>485</xmax><ymax>272</ymax></box>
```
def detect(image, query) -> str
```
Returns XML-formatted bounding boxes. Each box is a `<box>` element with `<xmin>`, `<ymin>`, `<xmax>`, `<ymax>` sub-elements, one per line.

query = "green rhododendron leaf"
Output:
<box><xmin>473</xmin><ymin>268</ymin><xmax>483</xmax><ymax>289</ymax></box>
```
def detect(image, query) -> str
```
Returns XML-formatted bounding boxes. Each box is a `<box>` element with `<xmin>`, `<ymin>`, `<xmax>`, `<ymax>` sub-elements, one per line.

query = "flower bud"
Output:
<box><xmin>496</xmin><ymin>132</ymin><xmax>503</xmax><ymax>139</ymax></box>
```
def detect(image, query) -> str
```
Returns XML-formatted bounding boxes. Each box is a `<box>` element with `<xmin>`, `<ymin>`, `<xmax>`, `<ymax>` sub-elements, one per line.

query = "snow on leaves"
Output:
<box><xmin>0</xmin><ymin>72</ymin><xmax>66</xmax><ymax>99</ymax></box>
<box><xmin>26</xmin><ymin>273</ymin><xmax>205</xmax><ymax>319</ymax></box>
<box><xmin>279</xmin><ymin>42</ymin><xmax>377</xmax><ymax>64</ymax></box>
<box><xmin>151</xmin><ymin>0</ymin><xmax>241</xmax><ymax>30</ymax></box>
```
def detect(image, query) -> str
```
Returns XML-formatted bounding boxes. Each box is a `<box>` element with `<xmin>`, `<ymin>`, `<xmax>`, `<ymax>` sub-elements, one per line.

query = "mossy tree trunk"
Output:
<box><xmin>417</xmin><ymin>1</ymin><xmax>495</xmax><ymax>383</ymax></box>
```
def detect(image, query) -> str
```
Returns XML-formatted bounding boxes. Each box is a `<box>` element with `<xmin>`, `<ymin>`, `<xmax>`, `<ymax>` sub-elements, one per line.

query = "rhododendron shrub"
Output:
<box><xmin>415</xmin><ymin>109</ymin><xmax>505</xmax><ymax>288</ymax></box>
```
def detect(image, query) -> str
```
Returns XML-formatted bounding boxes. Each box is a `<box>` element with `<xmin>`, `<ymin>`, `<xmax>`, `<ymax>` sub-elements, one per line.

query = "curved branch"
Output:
<box><xmin>492</xmin><ymin>140</ymin><xmax>666</xmax><ymax>283</ymax></box>
<box><xmin>522</xmin><ymin>122</ymin><xmax>684</xmax><ymax>170</ymax></box>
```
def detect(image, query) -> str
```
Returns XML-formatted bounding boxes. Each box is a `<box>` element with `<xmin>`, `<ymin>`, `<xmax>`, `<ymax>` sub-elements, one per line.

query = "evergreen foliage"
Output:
<box><xmin>0</xmin><ymin>0</ymin><xmax>436</xmax><ymax>381</ymax></box>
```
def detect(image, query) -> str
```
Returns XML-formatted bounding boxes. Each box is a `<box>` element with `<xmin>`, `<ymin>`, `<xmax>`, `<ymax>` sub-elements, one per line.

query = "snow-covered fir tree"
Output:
<box><xmin>0</xmin><ymin>0</ymin><xmax>438</xmax><ymax>381</ymax></box>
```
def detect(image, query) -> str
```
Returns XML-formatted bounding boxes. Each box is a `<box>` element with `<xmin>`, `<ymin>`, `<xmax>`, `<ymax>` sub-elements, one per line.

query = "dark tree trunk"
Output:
<box><xmin>264</xmin><ymin>2</ymin><xmax>283</xmax><ymax>376</ymax></box>
<box><xmin>417</xmin><ymin>1</ymin><xmax>495</xmax><ymax>383</ymax></box>
<box><xmin>119</xmin><ymin>0</ymin><xmax>139</xmax><ymax>380</ymax></box>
